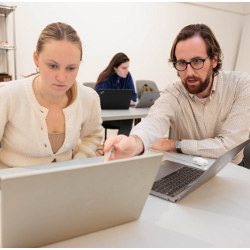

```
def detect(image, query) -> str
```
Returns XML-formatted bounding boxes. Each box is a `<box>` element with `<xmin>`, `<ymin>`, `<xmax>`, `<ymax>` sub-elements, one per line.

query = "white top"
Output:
<box><xmin>0</xmin><ymin>76</ymin><xmax>103</xmax><ymax>168</ymax></box>
<box><xmin>131</xmin><ymin>71</ymin><xmax>250</xmax><ymax>164</ymax></box>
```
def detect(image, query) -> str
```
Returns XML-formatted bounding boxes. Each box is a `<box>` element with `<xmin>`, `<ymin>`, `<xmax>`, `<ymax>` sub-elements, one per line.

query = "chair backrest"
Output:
<box><xmin>136</xmin><ymin>80</ymin><xmax>159</xmax><ymax>99</ymax></box>
<box><xmin>83</xmin><ymin>82</ymin><xmax>96</xmax><ymax>89</ymax></box>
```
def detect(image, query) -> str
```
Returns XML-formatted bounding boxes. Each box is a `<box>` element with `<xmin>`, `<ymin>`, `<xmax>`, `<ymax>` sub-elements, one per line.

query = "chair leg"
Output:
<box><xmin>104</xmin><ymin>128</ymin><xmax>107</xmax><ymax>141</ymax></box>
<box><xmin>134</xmin><ymin>118</ymin><xmax>141</xmax><ymax>126</ymax></box>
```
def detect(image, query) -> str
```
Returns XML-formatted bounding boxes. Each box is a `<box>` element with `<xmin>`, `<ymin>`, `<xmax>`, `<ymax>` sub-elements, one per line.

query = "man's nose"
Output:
<box><xmin>186</xmin><ymin>63</ymin><xmax>195</xmax><ymax>76</ymax></box>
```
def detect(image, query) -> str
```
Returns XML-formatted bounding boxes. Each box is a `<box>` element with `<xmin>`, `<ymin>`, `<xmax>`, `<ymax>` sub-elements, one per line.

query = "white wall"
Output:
<box><xmin>235</xmin><ymin>14</ymin><xmax>250</xmax><ymax>74</ymax></box>
<box><xmin>5</xmin><ymin>2</ymin><xmax>246</xmax><ymax>90</ymax></box>
<box><xmin>192</xmin><ymin>2</ymin><xmax>250</xmax><ymax>15</ymax></box>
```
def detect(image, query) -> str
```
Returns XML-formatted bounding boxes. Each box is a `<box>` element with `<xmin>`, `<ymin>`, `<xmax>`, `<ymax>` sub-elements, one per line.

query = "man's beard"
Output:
<box><xmin>181</xmin><ymin>67</ymin><xmax>213</xmax><ymax>95</ymax></box>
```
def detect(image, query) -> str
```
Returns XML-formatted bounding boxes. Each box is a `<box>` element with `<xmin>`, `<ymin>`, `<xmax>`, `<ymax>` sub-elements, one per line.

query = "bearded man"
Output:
<box><xmin>104</xmin><ymin>24</ymin><xmax>250</xmax><ymax>167</ymax></box>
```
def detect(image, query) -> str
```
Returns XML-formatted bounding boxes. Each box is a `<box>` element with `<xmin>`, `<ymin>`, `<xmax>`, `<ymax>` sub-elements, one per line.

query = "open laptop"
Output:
<box><xmin>0</xmin><ymin>153</ymin><xmax>163</xmax><ymax>248</ymax></box>
<box><xmin>151</xmin><ymin>138</ymin><xmax>250</xmax><ymax>203</ymax></box>
<box><xmin>135</xmin><ymin>91</ymin><xmax>160</xmax><ymax>108</ymax></box>
<box><xmin>98</xmin><ymin>89</ymin><xmax>133</xmax><ymax>109</ymax></box>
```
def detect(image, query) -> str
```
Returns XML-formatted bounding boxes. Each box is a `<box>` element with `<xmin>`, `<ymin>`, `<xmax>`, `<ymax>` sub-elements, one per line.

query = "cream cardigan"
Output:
<box><xmin>0</xmin><ymin>76</ymin><xmax>103</xmax><ymax>168</ymax></box>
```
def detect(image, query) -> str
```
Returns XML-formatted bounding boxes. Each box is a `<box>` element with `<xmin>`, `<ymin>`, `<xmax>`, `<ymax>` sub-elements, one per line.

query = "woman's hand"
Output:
<box><xmin>130</xmin><ymin>100</ymin><xmax>136</xmax><ymax>106</ymax></box>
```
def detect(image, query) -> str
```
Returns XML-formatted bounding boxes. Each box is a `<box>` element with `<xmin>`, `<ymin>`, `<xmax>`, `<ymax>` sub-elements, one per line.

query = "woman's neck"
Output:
<box><xmin>33</xmin><ymin>76</ymin><xmax>68</xmax><ymax>109</ymax></box>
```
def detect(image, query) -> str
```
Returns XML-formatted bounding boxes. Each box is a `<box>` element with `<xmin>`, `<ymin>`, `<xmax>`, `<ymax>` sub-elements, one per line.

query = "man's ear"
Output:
<box><xmin>212</xmin><ymin>54</ymin><xmax>218</xmax><ymax>69</ymax></box>
<box><xmin>33</xmin><ymin>51</ymin><xmax>39</xmax><ymax>67</ymax></box>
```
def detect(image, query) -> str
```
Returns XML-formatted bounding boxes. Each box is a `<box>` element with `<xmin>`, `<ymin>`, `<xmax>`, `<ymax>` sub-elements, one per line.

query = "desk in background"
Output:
<box><xmin>101</xmin><ymin>107</ymin><xmax>172</xmax><ymax>139</ymax></box>
<box><xmin>101</xmin><ymin>107</ymin><xmax>149</xmax><ymax>121</ymax></box>
<box><xmin>45</xmin><ymin>151</ymin><xmax>250</xmax><ymax>248</ymax></box>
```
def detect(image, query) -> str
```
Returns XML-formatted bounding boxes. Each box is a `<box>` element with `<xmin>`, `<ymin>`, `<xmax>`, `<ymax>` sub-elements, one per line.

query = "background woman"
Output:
<box><xmin>0</xmin><ymin>22</ymin><xmax>103</xmax><ymax>168</ymax></box>
<box><xmin>95</xmin><ymin>52</ymin><xmax>137</xmax><ymax>136</ymax></box>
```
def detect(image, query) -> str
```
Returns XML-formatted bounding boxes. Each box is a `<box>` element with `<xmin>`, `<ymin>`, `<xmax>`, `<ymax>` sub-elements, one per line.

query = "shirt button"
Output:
<box><xmin>40</xmin><ymin>110</ymin><xmax>44</xmax><ymax>113</ymax></box>
<box><xmin>44</xmin><ymin>144</ymin><xmax>47</xmax><ymax>148</ymax></box>
<box><xmin>41</xmin><ymin>127</ymin><xmax>43</xmax><ymax>130</ymax></box>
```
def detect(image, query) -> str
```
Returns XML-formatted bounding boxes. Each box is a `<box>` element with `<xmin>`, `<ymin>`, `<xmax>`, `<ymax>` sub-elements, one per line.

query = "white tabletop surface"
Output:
<box><xmin>43</xmin><ymin>151</ymin><xmax>250</xmax><ymax>248</ymax></box>
<box><xmin>101</xmin><ymin>107</ymin><xmax>149</xmax><ymax>121</ymax></box>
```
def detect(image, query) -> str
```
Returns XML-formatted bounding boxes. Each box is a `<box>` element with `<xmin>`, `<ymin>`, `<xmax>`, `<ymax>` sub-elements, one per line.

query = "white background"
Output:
<box><xmin>2</xmin><ymin>2</ymin><xmax>250</xmax><ymax>90</ymax></box>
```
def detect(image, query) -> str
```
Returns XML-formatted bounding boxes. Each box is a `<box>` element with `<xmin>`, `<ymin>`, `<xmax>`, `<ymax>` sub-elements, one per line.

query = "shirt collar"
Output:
<box><xmin>186</xmin><ymin>74</ymin><xmax>218</xmax><ymax>100</ymax></box>
<box><xmin>210</xmin><ymin>74</ymin><xmax>218</xmax><ymax>95</ymax></box>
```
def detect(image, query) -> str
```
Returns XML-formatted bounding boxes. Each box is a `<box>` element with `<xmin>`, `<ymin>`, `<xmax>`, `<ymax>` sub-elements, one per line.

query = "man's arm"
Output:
<box><xmin>103</xmin><ymin>134</ymin><xmax>143</xmax><ymax>160</ymax></box>
<box><xmin>181</xmin><ymin>75</ymin><xmax>250</xmax><ymax>160</ymax></box>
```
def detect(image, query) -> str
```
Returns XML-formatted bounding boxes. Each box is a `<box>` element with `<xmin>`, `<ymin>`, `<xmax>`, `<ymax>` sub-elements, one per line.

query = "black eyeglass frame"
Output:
<box><xmin>173</xmin><ymin>56</ymin><xmax>210</xmax><ymax>71</ymax></box>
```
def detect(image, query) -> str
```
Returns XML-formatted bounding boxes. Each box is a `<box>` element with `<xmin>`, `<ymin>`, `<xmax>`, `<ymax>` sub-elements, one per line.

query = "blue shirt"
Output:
<box><xmin>95</xmin><ymin>72</ymin><xmax>137</xmax><ymax>102</ymax></box>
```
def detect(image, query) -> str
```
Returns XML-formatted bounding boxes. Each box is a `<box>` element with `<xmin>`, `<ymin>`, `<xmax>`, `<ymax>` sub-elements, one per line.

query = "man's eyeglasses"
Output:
<box><xmin>173</xmin><ymin>56</ymin><xmax>210</xmax><ymax>71</ymax></box>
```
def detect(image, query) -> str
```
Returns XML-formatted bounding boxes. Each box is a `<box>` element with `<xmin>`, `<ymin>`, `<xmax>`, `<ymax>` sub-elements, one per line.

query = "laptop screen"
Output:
<box><xmin>98</xmin><ymin>89</ymin><xmax>133</xmax><ymax>109</ymax></box>
<box><xmin>0</xmin><ymin>153</ymin><xmax>163</xmax><ymax>247</ymax></box>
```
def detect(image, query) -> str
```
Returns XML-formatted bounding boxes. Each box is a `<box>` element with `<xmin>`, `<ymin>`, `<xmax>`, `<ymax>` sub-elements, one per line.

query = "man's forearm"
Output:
<box><xmin>130</xmin><ymin>134</ymin><xmax>144</xmax><ymax>155</ymax></box>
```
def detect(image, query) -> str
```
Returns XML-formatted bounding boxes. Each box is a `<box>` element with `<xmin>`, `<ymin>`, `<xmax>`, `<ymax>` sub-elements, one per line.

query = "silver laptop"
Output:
<box><xmin>135</xmin><ymin>91</ymin><xmax>160</xmax><ymax>108</ymax></box>
<box><xmin>151</xmin><ymin>139</ymin><xmax>250</xmax><ymax>203</ymax></box>
<box><xmin>0</xmin><ymin>153</ymin><xmax>163</xmax><ymax>247</ymax></box>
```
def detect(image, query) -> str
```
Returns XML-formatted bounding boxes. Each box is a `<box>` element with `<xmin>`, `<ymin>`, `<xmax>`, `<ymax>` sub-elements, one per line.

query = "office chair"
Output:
<box><xmin>83</xmin><ymin>82</ymin><xmax>96</xmax><ymax>89</ymax></box>
<box><xmin>136</xmin><ymin>80</ymin><xmax>159</xmax><ymax>99</ymax></box>
<box><xmin>83</xmin><ymin>81</ymin><xmax>119</xmax><ymax>140</ymax></box>
<box><xmin>134</xmin><ymin>80</ymin><xmax>159</xmax><ymax>125</ymax></box>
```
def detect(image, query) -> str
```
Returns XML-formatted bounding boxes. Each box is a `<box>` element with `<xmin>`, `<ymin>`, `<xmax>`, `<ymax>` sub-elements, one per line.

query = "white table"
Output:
<box><xmin>101</xmin><ymin>107</ymin><xmax>149</xmax><ymax>121</ymax></box>
<box><xmin>44</xmin><ymin>152</ymin><xmax>250</xmax><ymax>248</ymax></box>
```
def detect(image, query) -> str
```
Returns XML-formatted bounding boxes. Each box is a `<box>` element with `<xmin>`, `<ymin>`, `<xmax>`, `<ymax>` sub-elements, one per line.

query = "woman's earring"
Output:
<box><xmin>36</xmin><ymin>66</ymin><xmax>40</xmax><ymax>73</ymax></box>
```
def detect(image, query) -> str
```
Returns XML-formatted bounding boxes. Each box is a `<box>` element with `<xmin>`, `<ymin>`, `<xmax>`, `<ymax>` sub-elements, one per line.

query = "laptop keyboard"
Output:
<box><xmin>152</xmin><ymin>166</ymin><xmax>204</xmax><ymax>197</ymax></box>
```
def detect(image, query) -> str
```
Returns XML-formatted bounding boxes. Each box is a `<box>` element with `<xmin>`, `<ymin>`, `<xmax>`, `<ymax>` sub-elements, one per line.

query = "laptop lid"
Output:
<box><xmin>98</xmin><ymin>89</ymin><xmax>133</xmax><ymax>109</ymax></box>
<box><xmin>151</xmin><ymin>138</ymin><xmax>250</xmax><ymax>203</ymax></box>
<box><xmin>135</xmin><ymin>91</ymin><xmax>160</xmax><ymax>108</ymax></box>
<box><xmin>0</xmin><ymin>153</ymin><xmax>163</xmax><ymax>248</ymax></box>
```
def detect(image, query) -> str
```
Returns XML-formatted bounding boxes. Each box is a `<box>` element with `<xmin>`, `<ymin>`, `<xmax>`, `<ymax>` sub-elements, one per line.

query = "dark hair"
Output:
<box><xmin>95</xmin><ymin>52</ymin><xmax>129</xmax><ymax>88</ymax></box>
<box><xmin>169</xmin><ymin>24</ymin><xmax>222</xmax><ymax>76</ymax></box>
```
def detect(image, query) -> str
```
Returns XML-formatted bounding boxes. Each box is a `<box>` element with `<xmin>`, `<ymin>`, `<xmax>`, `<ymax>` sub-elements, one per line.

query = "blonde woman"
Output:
<box><xmin>0</xmin><ymin>22</ymin><xmax>103</xmax><ymax>168</ymax></box>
